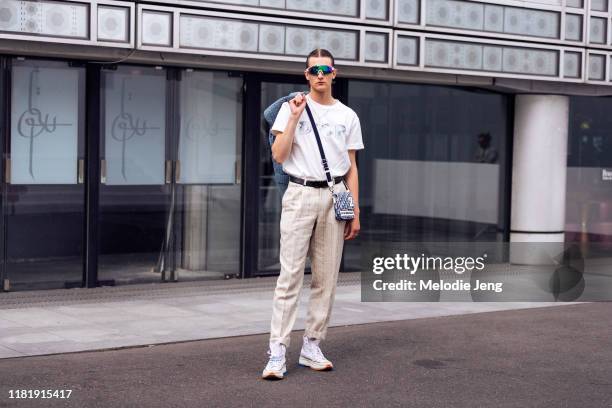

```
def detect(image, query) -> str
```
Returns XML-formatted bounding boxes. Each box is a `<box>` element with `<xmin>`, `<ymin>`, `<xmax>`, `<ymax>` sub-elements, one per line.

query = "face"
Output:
<box><xmin>304</xmin><ymin>56</ymin><xmax>336</xmax><ymax>93</ymax></box>
<box><xmin>478</xmin><ymin>135</ymin><xmax>490</xmax><ymax>148</ymax></box>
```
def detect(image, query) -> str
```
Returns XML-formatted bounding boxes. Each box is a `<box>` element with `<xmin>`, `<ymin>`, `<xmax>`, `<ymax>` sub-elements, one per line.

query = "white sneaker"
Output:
<box><xmin>262</xmin><ymin>342</ymin><xmax>287</xmax><ymax>380</ymax></box>
<box><xmin>299</xmin><ymin>336</ymin><xmax>333</xmax><ymax>371</ymax></box>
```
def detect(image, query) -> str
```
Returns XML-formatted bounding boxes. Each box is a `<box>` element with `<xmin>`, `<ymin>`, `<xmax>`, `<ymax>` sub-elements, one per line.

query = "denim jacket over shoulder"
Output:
<box><xmin>263</xmin><ymin>91</ymin><xmax>307</xmax><ymax>187</ymax></box>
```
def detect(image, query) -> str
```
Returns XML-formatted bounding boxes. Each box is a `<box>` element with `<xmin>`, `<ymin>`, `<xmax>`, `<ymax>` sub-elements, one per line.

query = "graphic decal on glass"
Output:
<box><xmin>104</xmin><ymin>69</ymin><xmax>165</xmax><ymax>185</ymax></box>
<box><xmin>18</xmin><ymin>69</ymin><xmax>70</xmax><ymax>179</ymax></box>
<box><xmin>11</xmin><ymin>64</ymin><xmax>79</xmax><ymax>184</ymax></box>
<box><xmin>178</xmin><ymin>72</ymin><xmax>241</xmax><ymax>184</ymax></box>
<box><xmin>112</xmin><ymin>78</ymin><xmax>160</xmax><ymax>180</ymax></box>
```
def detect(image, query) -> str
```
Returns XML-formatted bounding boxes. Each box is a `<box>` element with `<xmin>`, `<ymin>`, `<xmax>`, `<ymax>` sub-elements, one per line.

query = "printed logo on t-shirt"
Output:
<box><xmin>297</xmin><ymin>119</ymin><xmax>347</xmax><ymax>140</ymax></box>
<box><xmin>321</xmin><ymin>122</ymin><xmax>332</xmax><ymax>137</ymax></box>
<box><xmin>335</xmin><ymin>124</ymin><xmax>347</xmax><ymax>138</ymax></box>
<box><xmin>297</xmin><ymin>120</ymin><xmax>312</xmax><ymax>135</ymax></box>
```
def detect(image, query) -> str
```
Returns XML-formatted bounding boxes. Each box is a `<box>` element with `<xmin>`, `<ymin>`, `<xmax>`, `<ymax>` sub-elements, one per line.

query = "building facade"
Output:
<box><xmin>0</xmin><ymin>0</ymin><xmax>610</xmax><ymax>291</ymax></box>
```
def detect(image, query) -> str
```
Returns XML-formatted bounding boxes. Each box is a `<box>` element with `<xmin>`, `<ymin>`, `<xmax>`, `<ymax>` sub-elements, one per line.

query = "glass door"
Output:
<box><xmin>173</xmin><ymin>69</ymin><xmax>243</xmax><ymax>280</ymax></box>
<box><xmin>98</xmin><ymin>65</ymin><xmax>171</xmax><ymax>284</ymax></box>
<box><xmin>97</xmin><ymin>66</ymin><xmax>244</xmax><ymax>285</ymax></box>
<box><xmin>3</xmin><ymin>58</ymin><xmax>86</xmax><ymax>290</ymax></box>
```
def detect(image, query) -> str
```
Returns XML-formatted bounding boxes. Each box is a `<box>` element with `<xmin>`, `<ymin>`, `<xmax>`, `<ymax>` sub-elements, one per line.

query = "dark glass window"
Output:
<box><xmin>344</xmin><ymin>80</ymin><xmax>510</xmax><ymax>269</ymax></box>
<box><xmin>565</xmin><ymin>96</ymin><xmax>612</xmax><ymax>253</ymax></box>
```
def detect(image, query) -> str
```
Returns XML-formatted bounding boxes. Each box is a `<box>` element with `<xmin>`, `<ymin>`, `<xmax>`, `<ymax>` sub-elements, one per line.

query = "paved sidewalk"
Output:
<box><xmin>0</xmin><ymin>272</ymin><xmax>572</xmax><ymax>359</ymax></box>
<box><xmin>1</xmin><ymin>302</ymin><xmax>610</xmax><ymax>408</ymax></box>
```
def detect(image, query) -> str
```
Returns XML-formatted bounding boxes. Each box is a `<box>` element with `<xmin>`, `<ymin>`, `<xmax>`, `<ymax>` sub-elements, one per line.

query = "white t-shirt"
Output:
<box><xmin>271</xmin><ymin>94</ymin><xmax>364</xmax><ymax>181</ymax></box>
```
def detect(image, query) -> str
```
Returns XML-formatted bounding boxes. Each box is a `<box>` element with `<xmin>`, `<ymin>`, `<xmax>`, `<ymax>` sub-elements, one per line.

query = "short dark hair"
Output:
<box><xmin>478</xmin><ymin>132</ymin><xmax>492</xmax><ymax>142</ymax></box>
<box><xmin>306</xmin><ymin>49</ymin><xmax>335</xmax><ymax>67</ymax></box>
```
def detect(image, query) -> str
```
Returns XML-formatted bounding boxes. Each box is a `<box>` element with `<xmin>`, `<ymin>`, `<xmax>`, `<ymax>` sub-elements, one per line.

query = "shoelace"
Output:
<box><xmin>309</xmin><ymin>344</ymin><xmax>326</xmax><ymax>361</ymax></box>
<box><xmin>267</xmin><ymin>351</ymin><xmax>285</xmax><ymax>370</ymax></box>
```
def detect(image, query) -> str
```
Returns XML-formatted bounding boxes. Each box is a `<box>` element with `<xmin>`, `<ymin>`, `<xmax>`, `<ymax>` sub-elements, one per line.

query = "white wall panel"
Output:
<box><xmin>150</xmin><ymin>0</ymin><xmax>389</xmax><ymax>26</ymax></box>
<box><xmin>142</xmin><ymin>10</ymin><xmax>172</xmax><ymax>46</ymax></box>
<box><xmin>394</xmin><ymin>31</ymin><xmax>590</xmax><ymax>84</ymax></box>
<box><xmin>0</xmin><ymin>0</ymin><xmax>87</xmax><ymax>38</ymax></box>
<box><xmin>5</xmin><ymin>0</ymin><xmax>612</xmax><ymax>87</ymax></box>
<box><xmin>98</xmin><ymin>6</ymin><xmax>130</xmax><ymax>43</ymax></box>
<box><xmin>138</xmin><ymin>5</ymin><xmax>392</xmax><ymax>68</ymax></box>
<box><xmin>397</xmin><ymin>0</ymin><xmax>575</xmax><ymax>45</ymax></box>
<box><xmin>0</xmin><ymin>0</ymin><xmax>134</xmax><ymax>47</ymax></box>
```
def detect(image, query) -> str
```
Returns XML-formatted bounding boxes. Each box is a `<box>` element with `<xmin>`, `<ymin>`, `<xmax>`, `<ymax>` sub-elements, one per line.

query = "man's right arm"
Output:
<box><xmin>271</xmin><ymin>93</ymin><xmax>306</xmax><ymax>163</ymax></box>
<box><xmin>271</xmin><ymin>113</ymin><xmax>299</xmax><ymax>164</ymax></box>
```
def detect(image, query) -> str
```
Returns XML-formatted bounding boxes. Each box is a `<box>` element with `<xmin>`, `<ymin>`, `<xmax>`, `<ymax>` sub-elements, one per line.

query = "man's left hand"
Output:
<box><xmin>344</xmin><ymin>215</ymin><xmax>360</xmax><ymax>240</ymax></box>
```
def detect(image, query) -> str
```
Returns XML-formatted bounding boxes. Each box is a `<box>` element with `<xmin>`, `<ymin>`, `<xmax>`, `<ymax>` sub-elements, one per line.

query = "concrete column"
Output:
<box><xmin>510</xmin><ymin>95</ymin><xmax>569</xmax><ymax>264</ymax></box>
<box><xmin>182</xmin><ymin>185</ymin><xmax>208</xmax><ymax>270</ymax></box>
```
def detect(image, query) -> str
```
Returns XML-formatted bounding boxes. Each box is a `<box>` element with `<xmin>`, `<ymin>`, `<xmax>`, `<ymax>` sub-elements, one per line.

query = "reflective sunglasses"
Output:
<box><xmin>306</xmin><ymin>64</ymin><xmax>335</xmax><ymax>76</ymax></box>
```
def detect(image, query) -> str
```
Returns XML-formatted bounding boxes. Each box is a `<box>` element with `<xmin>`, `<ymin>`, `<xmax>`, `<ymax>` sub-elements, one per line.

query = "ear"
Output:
<box><xmin>304</xmin><ymin>69</ymin><xmax>309</xmax><ymax>81</ymax></box>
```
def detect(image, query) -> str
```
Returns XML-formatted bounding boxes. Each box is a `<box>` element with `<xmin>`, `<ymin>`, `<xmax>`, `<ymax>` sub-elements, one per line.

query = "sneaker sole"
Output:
<box><xmin>298</xmin><ymin>355</ymin><xmax>333</xmax><ymax>371</ymax></box>
<box><xmin>262</xmin><ymin>367</ymin><xmax>287</xmax><ymax>380</ymax></box>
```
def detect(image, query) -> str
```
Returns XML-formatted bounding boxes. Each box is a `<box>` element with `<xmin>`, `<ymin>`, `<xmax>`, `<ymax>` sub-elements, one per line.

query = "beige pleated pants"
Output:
<box><xmin>269</xmin><ymin>181</ymin><xmax>347</xmax><ymax>347</ymax></box>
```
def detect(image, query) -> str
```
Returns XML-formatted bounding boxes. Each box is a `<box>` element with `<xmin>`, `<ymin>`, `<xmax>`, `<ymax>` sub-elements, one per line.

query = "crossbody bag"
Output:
<box><xmin>304</xmin><ymin>103</ymin><xmax>355</xmax><ymax>221</ymax></box>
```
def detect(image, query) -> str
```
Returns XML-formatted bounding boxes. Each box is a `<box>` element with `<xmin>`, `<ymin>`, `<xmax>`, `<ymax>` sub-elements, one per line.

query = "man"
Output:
<box><xmin>262</xmin><ymin>48</ymin><xmax>364</xmax><ymax>380</ymax></box>
<box><xmin>474</xmin><ymin>132</ymin><xmax>498</xmax><ymax>164</ymax></box>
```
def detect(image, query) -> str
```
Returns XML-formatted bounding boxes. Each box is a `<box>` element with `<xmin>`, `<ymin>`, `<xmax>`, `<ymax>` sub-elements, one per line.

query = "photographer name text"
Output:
<box><xmin>371</xmin><ymin>254</ymin><xmax>503</xmax><ymax>293</ymax></box>
<box><xmin>372</xmin><ymin>279</ymin><xmax>503</xmax><ymax>293</ymax></box>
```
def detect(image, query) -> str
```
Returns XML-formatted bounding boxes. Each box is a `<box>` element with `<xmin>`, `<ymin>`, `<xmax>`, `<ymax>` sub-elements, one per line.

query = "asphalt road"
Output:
<box><xmin>1</xmin><ymin>303</ymin><xmax>611</xmax><ymax>408</ymax></box>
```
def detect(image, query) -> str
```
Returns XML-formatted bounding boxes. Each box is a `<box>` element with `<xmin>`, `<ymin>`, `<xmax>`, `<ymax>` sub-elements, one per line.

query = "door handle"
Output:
<box><xmin>4</xmin><ymin>158</ymin><xmax>10</xmax><ymax>184</ymax></box>
<box><xmin>100</xmin><ymin>159</ymin><xmax>107</xmax><ymax>184</ymax></box>
<box><xmin>235</xmin><ymin>159</ymin><xmax>240</xmax><ymax>184</ymax></box>
<box><xmin>78</xmin><ymin>159</ymin><xmax>84</xmax><ymax>184</ymax></box>
<box><xmin>165</xmin><ymin>160</ymin><xmax>172</xmax><ymax>184</ymax></box>
<box><xmin>175</xmin><ymin>160</ymin><xmax>180</xmax><ymax>183</ymax></box>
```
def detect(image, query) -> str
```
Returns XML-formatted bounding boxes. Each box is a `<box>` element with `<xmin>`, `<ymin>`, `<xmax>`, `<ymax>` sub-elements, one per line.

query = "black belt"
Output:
<box><xmin>289</xmin><ymin>175</ymin><xmax>344</xmax><ymax>188</ymax></box>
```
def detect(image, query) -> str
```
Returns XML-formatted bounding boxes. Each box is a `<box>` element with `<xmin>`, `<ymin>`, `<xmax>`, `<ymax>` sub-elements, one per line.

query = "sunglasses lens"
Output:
<box><xmin>308</xmin><ymin>65</ymin><xmax>334</xmax><ymax>75</ymax></box>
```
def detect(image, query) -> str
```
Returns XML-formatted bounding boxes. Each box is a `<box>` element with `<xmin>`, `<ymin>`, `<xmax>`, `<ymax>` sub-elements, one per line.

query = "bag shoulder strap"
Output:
<box><xmin>304</xmin><ymin>103</ymin><xmax>334</xmax><ymax>187</ymax></box>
